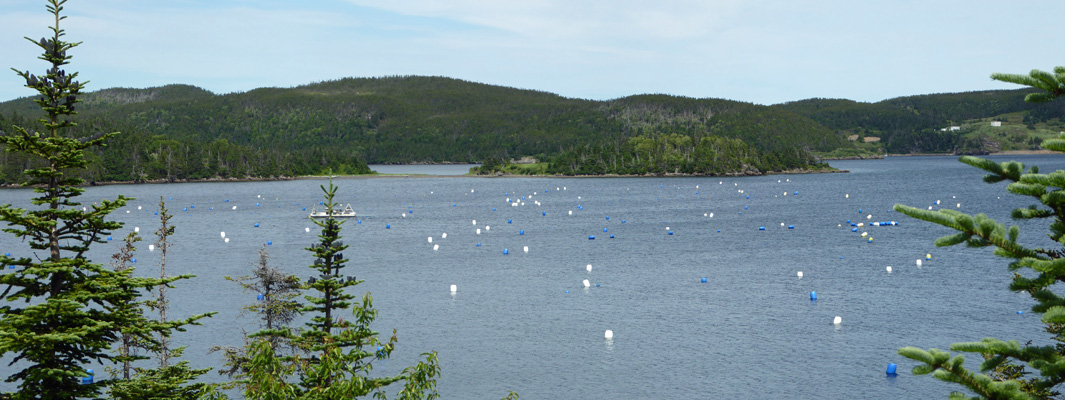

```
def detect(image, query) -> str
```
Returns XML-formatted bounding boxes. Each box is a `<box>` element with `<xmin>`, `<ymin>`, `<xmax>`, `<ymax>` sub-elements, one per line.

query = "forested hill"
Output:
<box><xmin>0</xmin><ymin>76</ymin><xmax>1062</xmax><ymax>182</ymax></box>
<box><xmin>773</xmin><ymin>89</ymin><xmax>1065</xmax><ymax>154</ymax></box>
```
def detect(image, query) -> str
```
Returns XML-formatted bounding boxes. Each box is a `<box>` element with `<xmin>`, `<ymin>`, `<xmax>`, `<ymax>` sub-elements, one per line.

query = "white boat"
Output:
<box><xmin>309</xmin><ymin>204</ymin><xmax>357</xmax><ymax>218</ymax></box>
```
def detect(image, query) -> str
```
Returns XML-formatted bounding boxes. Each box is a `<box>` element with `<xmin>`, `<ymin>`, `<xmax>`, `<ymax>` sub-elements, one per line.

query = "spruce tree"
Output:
<box><xmin>0</xmin><ymin>2</ymin><xmax>210</xmax><ymax>398</ymax></box>
<box><xmin>895</xmin><ymin>65</ymin><xmax>1065</xmax><ymax>399</ymax></box>
<box><xmin>212</xmin><ymin>245</ymin><xmax>301</xmax><ymax>381</ymax></box>
<box><xmin>238</xmin><ymin>179</ymin><xmax>440</xmax><ymax>399</ymax></box>
<box><xmin>107</xmin><ymin>198</ymin><xmax>216</xmax><ymax>400</ymax></box>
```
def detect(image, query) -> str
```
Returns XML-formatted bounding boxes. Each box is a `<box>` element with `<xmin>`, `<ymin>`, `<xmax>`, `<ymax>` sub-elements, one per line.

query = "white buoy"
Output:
<box><xmin>709</xmin><ymin>212</ymin><xmax>713</xmax><ymax>218</ymax></box>
<box><xmin>472</xmin><ymin>220</ymin><xmax>476</xmax><ymax>225</ymax></box>
<box><xmin>433</xmin><ymin>244</ymin><xmax>439</xmax><ymax>251</ymax></box>
<box><xmin>137</xmin><ymin>206</ymin><xmax>142</xmax><ymax>210</ymax></box>
<box><xmin>134</xmin><ymin>227</ymin><xmax>139</xmax><ymax>233</ymax></box>
<box><xmin>797</xmin><ymin>271</ymin><xmax>803</xmax><ymax>278</ymax></box>
<box><xmin>957</xmin><ymin>203</ymin><xmax>961</xmax><ymax>208</ymax></box>
<box><xmin>917</xmin><ymin>259</ymin><xmax>923</xmax><ymax>267</ymax></box>
<box><xmin>485</xmin><ymin>226</ymin><xmax>490</xmax><ymax>231</ymax></box>
<box><xmin>604</xmin><ymin>330</ymin><xmax>613</xmax><ymax>339</ymax></box>
<box><xmin>402</xmin><ymin>213</ymin><xmax>407</xmax><ymax>218</ymax></box>
<box><xmin>442</xmin><ymin>233</ymin><xmax>447</xmax><ymax>238</ymax></box>
<box><xmin>305</xmin><ymin>227</ymin><xmax>310</xmax><ymax>232</ymax></box>
<box><xmin>845</xmin><ymin>194</ymin><xmax>849</xmax><ymax>198</ymax></box>
<box><xmin>148</xmin><ymin>244</ymin><xmax>154</xmax><ymax>252</ymax></box>
<box><xmin>861</xmin><ymin>232</ymin><xmax>868</xmax><ymax>237</ymax></box>
<box><xmin>833</xmin><ymin>316</ymin><xmax>842</xmax><ymax>325</ymax></box>
<box><xmin>428</xmin><ymin>237</ymin><xmax>433</xmax><ymax>243</ymax></box>
<box><xmin>586</xmin><ymin>264</ymin><xmax>592</xmax><ymax>272</ymax></box>
<box><xmin>220</xmin><ymin>231</ymin><xmax>226</xmax><ymax>238</ymax></box>
<box><xmin>569</xmin><ymin>210</ymin><xmax>573</xmax><ymax>215</ymax></box>
<box><xmin>232</xmin><ymin>206</ymin><xmax>237</xmax><ymax>210</ymax></box>
<box><xmin>781</xmin><ymin>222</ymin><xmax>785</xmax><ymax>227</ymax></box>
<box><xmin>866</xmin><ymin>214</ymin><xmax>872</xmax><ymax>220</ymax></box>
<box><xmin>523</xmin><ymin>246</ymin><xmax>529</xmax><ymax>253</ymax></box>
<box><xmin>936</xmin><ymin>200</ymin><xmax>941</xmax><ymax>205</ymax></box>
<box><xmin>583</xmin><ymin>279</ymin><xmax>590</xmax><ymax>288</ymax></box>
<box><xmin>886</xmin><ymin>266</ymin><xmax>893</xmax><ymax>273</ymax></box>
<box><xmin>476</xmin><ymin>228</ymin><xmax>481</xmax><ymax>235</ymax></box>
<box><xmin>224</xmin><ymin>237</ymin><xmax>230</xmax><ymax>243</ymax></box>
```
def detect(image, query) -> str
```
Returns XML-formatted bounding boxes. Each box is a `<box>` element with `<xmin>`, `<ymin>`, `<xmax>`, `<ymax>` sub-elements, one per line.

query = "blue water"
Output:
<box><xmin>1</xmin><ymin>155</ymin><xmax>1063</xmax><ymax>398</ymax></box>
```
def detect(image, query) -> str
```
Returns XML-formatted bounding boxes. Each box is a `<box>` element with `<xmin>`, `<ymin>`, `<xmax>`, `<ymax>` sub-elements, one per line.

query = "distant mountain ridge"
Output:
<box><xmin>0</xmin><ymin>76</ymin><xmax>1062</xmax><ymax>182</ymax></box>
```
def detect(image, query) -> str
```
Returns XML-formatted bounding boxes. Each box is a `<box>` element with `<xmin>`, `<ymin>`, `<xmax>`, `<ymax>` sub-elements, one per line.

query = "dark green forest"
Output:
<box><xmin>2</xmin><ymin>76</ymin><xmax>1063</xmax><ymax>182</ymax></box>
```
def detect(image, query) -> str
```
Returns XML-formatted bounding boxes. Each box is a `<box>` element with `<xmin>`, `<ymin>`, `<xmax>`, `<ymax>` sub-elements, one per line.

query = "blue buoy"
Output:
<box><xmin>254</xmin><ymin>223</ymin><xmax>260</xmax><ymax>227</ymax></box>
<box><xmin>596</xmin><ymin>284</ymin><xmax>600</xmax><ymax>287</ymax></box>
<box><xmin>543</xmin><ymin>211</ymin><xmax>546</xmax><ymax>216</ymax></box>
<box><xmin>183</xmin><ymin>208</ymin><xmax>188</xmax><ymax>211</ymax></box>
<box><xmin>504</xmin><ymin>248</ymin><xmax>509</xmax><ymax>255</ymax></box>
<box><xmin>603</xmin><ymin>228</ymin><xmax>608</xmax><ymax>232</ymax></box>
<box><xmin>716</xmin><ymin>230</ymin><xmax>720</xmax><ymax>233</ymax></box>
<box><xmin>508</xmin><ymin>219</ymin><xmax>512</xmax><ymax>224</ymax></box>
<box><xmin>788</xmin><ymin>225</ymin><xmax>795</xmax><ymax>229</ymax></box>
<box><xmin>589</xmin><ymin>235</ymin><xmax>596</xmax><ymax>240</ymax></box>
<box><xmin>622</xmin><ymin>220</ymin><xmax>626</xmax><ymax>223</ymax></box>
<box><xmin>886</xmin><ymin>363</ymin><xmax>897</xmax><ymax>375</ymax></box>
<box><xmin>859</xmin><ymin>209</ymin><xmax>863</xmax><ymax>213</ymax></box>
<box><xmin>131</xmin><ymin>259</ymin><xmax>137</xmax><ymax>263</ymax></box>
<box><xmin>1017</xmin><ymin>311</ymin><xmax>1024</xmax><ymax>314</ymax></box>
<box><xmin>565</xmin><ymin>290</ymin><xmax>570</xmax><ymax>293</ymax></box>
<box><xmin>476</xmin><ymin>243</ymin><xmax>481</xmax><ymax>247</ymax></box>
<box><xmin>852</xmin><ymin>228</ymin><xmax>858</xmax><ymax>232</ymax></box>
<box><xmin>107</xmin><ymin>237</ymin><xmax>112</xmax><ymax>241</ymax></box>
<box><xmin>745</xmin><ymin>206</ymin><xmax>748</xmax><ymax>210</ymax></box>
<box><xmin>190</xmin><ymin>205</ymin><xmax>194</xmax><ymax>208</ymax></box>
<box><xmin>668</xmin><ymin>231</ymin><xmax>674</xmax><ymax>235</ymax></box>
<box><xmin>810</xmin><ymin>291</ymin><xmax>817</xmax><ymax>300</ymax></box>
<box><xmin>847</xmin><ymin>220</ymin><xmax>851</xmax><ymax>224</ymax></box>
<box><xmin>357</xmin><ymin>220</ymin><xmax>362</xmax><ymax>224</ymax></box>
<box><xmin>578</xmin><ymin>205</ymin><xmax>583</xmax><ymax>210</ymax></box>
<box><xmin>225</xmin><ymin>199</ymin><xmax>229</xmax><ymax>202</ymax></box>
<box><xmin>492</xmin><ymin>208</ymin><xmax>496</xmax><ymax>211</ymax></box>
<box><xmin>701</xmin><ymin>277</ymin><xmax>707</xmax><ymax>283</ymax></box>
<box><xmin>257</xmin><ymin>293</ymin><xmax>264</xmax><ymax>301</ymax></box>
<box><xmin>759</xmin><ymin>227</ymin><xmax>765</xmax><ymax>230</ymax></box>
<box><xmin>155</xmin><ymin>211</ymin><xmax>159</xmax><ymax>215</ymax></box>
<box><xmin>606</xmin><ymin>216</ymin><xmax>610</xmax><ymax>220</ymax></box>
<box><xmin>81</xmin><ymin>369</ymin><xmax>93</xmax><ymax>385</ymax></box>
<box><xmin>302</xmin><ymin>207</ymin><xmax>306</xmax><ymax>211</ymax></box>
<box><xmin>267</xmin><ymin>241</ymin><xmax>272</xmax><ymax>245</ymax></box>
<box><xmin>610</xmin><ymin>234</ymin><xmax>615</xmax><ymax>238</ymax></box>
<box><xmin>519</xmin><ymin>230</ymin><xmax>524</xmax><ymax>235</ymax></box>
<box><xmin>386</xmin><ymin>224</ymin><xmax>390</xmax><ymax>229</ymax></box>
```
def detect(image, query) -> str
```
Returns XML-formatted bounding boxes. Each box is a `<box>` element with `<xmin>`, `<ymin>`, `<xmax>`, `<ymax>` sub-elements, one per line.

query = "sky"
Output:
<box><xmin>0</xmin><ymin>0</ymin><xmax>1061</xmax><ymax>105</ymax></box>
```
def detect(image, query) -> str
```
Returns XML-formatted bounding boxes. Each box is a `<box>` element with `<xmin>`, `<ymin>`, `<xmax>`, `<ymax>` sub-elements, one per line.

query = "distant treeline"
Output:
<box><xmin>2</xmin><ymin>76</ymin><xmax>1063</xmax><ymax>182</ymax></box>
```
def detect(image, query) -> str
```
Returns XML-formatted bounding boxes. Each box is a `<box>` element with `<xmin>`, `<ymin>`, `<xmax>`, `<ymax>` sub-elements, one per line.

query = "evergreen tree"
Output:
<box><xmin>211</xmin><ymin>245</ymin><xmax>302</xmax><ymax>382</ymax></box>
<box><xmin>238</xmin><ymin>179</ymin><xmax>440</xmax><ymax>399</ymax></box>
<box><xmin>0</xmin><ymin>2</ymin><xmax>211</xmax><ymax>398</ymax></box>
<box><xmin>895</xmin><ymin>66</ymin><xmax>1065</xmax><ymax>399</ymax></box>
<box><xmin>107</xmin><ymin>198</ymin><xmax>216</xmax><ymax>400</ymax></box>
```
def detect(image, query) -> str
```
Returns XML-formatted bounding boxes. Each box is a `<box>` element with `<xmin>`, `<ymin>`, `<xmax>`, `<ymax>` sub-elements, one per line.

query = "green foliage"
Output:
<box><xmin>776</xmin><ymin>89</ymin><xmax>1065</xmax><ymax>154</ymax></box>
<box><xmin>0</xmin><ymin>4</ymin><xmax>215</xmax><ymax>397</ymax></box>
<box><xmin>894</xmin><ymin>67</ymin><xmax>1065</xmax><ymax>399</ymax></box>
<box><xmin>233</xmin><ymin>179</ymin><xmax>441</xmax><ymax>399</ymax></box>
<box><xmin>992</xmin><ymin>67</ymin><xmax>1065</xmax><ymax>103</ymax></box>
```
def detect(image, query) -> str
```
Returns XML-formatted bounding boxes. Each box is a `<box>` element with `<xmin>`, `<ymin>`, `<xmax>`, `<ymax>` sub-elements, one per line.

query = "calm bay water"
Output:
<box><xmin>2</xmin><ymin>155</ymin><xmax>1064</xmax><ymax>398</ymax></box>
